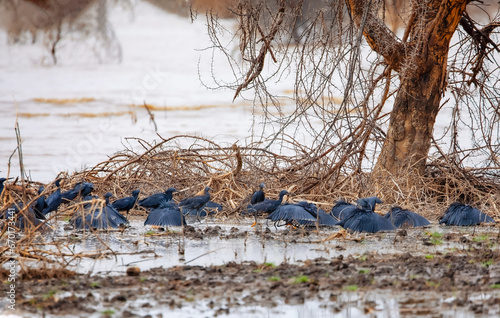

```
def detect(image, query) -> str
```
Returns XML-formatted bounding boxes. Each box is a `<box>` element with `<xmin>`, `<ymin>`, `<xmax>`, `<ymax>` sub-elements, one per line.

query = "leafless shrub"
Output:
<box><xmin>202</xmin><ymin>0</ymin><xmax>500</xmax><ymax>201</ymax></box>
<box><xmin>0</xmin><ymin>132</ymin><xmax>499</xmax><ymax>271</ymax></box>
<box><xmin>63</xmin><ymin>135</ymin><xmax>500</xmax><ymax>219</ymax></box>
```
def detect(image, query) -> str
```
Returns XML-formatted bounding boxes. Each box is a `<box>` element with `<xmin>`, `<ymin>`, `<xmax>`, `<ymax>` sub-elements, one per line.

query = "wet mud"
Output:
<box><xmin>3</xmin><ymin>219</ymin><xmax>500</xmax><ymax>317</ymax></box>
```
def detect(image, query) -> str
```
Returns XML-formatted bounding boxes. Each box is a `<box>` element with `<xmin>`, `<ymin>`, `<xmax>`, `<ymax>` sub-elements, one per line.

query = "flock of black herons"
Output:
<box><xmin>0</xmin><ymin>178</ymin><xmax>495</xmax><ymax>233</ymax></box>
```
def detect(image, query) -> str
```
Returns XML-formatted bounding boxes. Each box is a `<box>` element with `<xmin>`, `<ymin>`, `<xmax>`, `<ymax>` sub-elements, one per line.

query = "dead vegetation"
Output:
<box><xmin>80</xmin><ymin>135</ymin><xmax>500</xmax><ymax>219</ymax></box>
<box><xmin>202</xmin><ymin>0</ymin><xmax>500</xmax><ymax>204</ymax></box>
<box><xmin>0</xmin><ymin>135</ymin><xmax>499</xmax><ymax>279</ymax></box>
<box><xmin>3</xmin><ymin>134</ymin><xmax>497</xmax><ymax>222</ymax></box>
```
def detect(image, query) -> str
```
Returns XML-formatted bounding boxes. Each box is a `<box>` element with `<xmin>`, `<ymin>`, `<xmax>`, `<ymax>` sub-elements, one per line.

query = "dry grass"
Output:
<box><xmin>2</xmin><ymin>134</ymin><xmax>497</xmax><ymax>219</ymax></box>
<box><xmin>0</xmin><ymin>134</ymin><xmax>499</xmax><ymax>272</ymax></box>
<box><xmin>130</xmin><ymin>103</ymin><xmax>245</xmax><ymax>112</ymax></box>
<box><xmin>192</xmin><ymin>0</ymin><xmax>236</xmax><ymax>16</ymax></box>
<box><xmin>69</xmin><ymin>135</ymin><xmax>500</xmax><ymax>220</ymax></box>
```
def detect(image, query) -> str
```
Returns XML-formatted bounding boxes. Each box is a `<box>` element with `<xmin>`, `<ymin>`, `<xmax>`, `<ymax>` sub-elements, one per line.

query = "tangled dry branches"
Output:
<box><xmin>55</xmin><ymin>135</ymin><xmax>500</xmax><ymax>218</ymax></box>
<box><xmin>0</xmin><ymin>134</ymin><xmax>499</xmax><ymax>275</ymax></box>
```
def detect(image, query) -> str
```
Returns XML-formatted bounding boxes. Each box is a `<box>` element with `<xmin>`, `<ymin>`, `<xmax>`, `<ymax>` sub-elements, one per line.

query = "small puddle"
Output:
<box><xmin>6</xmin><ymin>287</ymin><xmax>496</xmax><ymax>317</ymax></box>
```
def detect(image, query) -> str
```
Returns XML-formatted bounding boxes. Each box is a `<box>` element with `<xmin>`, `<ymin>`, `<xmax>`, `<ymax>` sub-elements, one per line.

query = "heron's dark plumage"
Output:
<box><xmin>247</xmin><ymin>190</ymin><xmax>288</xmax><ymax>215</ymax></box>
<box><xmin>73</xmin><ymin>193</ymin><xmax>128</xmax><ymax>230</ymax></box>
<box><xmin>336</xmin><ymin>197</ymin><xmax>394</xmax><ymax>233</ymax></box>
<box><xmin>75</xmin><ymin>182</ymin><xmax>94</xmax><ymax>197</ymax></box>
<box><xmin>42</xmin><ymin>179</ymin><xmax>62</xmax><ymax>215</ymax></box>
<box><xmin>330</xmin><ymin>200</ymin><xmax>357</xmax><ymax>221</ymax></box>
<box><xmin>385</xmin><ymin>206</ymin><xmax>430</xmax><ymax>228</ymax></box>
<box><xmin>112</xmin><ymin>189</ymin><xmax>140</xmax><ymax>216</ymax></box>
<box><xmin>268</xmin><ymin>201</ymin><xmax>337</xmax><ymax>227</ymax></box>
<box><xmin>144</xmin><ymin>200</ymin><xmax>186</xmax><ymax>227</ymax></box>
<box><xmin>33</xmin><ymin>186</ymin><xmax>47</xmax><ymax>217</ymax></box>
<box><xmin>439</xmin><ymin>203</ymin><xmax>495</xmax><ymax>226</ymax></box>
<box><xmin>61</xmin><ymin>186</ymin><xmax>80</xmax><ymax>202</ymax></box>
<box><xmin>179</xmin><ymin>187</ymin><xmax>212</xmax><ymax>215</ymax></box>
<box><xmin>251</xmin><ymin>183</ymin><xmax>265</xmax><ymax>205</ymax></box>
<box><xmin>139</xmin><ymin>187</ymin><xmax>176</xmax><ymax>209</ymax></box>
<box><xmin>183</xmin><ymin>200</ymin><xmax>222</xmax><ymax>217</ymax></box>
<box><xmin>61</xmin><ymin>182</ymin><xmax>94</xmax><ymax>202</ymax></box>
<box><xmin>267</xmin><ymin>203</ymin><xmax>316</xmax><ymax>225</ymax></box>
<box><xmin>0</xmin><ymin>178</ymin><xmax>7</xmax><ymax>197</ymax></box>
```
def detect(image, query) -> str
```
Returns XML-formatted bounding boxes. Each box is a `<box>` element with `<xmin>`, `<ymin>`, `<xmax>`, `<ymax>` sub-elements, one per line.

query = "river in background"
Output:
<box><xmin>0</xmin><ymin>1</ymin><xmax>297</xmax><ymax>183</ymax></box>
<box><xmin>0</xmin><ymin>1</ymin><xmax>473</xmax><ymax>184</ymax></box>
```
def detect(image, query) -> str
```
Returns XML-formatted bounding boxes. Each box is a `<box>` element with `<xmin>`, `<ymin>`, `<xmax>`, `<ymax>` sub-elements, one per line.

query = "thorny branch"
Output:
<box><xmin>203</xmin><ymin>0</ymin><xmax>499</xmax><ymax>196</ymax></box>
<box><xmin>233</xmin><ymin>0</ymin><xmax>287</xmax><ymax>100</ymax></box>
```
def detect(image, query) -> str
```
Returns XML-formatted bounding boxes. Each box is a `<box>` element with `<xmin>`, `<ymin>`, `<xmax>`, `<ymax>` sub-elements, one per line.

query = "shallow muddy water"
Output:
<box><xmin>4</xmin><ymin>217</ymin><xmax>500</xmax><ymax>318</ymax></box>
<box><xmin>43</xmin><ymin>218</ymin><xmax>473</xmax><ymax>276</ymax></box>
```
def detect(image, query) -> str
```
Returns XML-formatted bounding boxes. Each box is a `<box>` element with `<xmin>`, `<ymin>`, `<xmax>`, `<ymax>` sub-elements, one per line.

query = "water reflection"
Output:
<box><xmin>41</xmin><ymin>220</ymin><xmax>471</xmax><ymax>276</ymax></box>
<box><xmin>95</xmin><ymin>290</ymin><xmax>496</xmax><ymax>318</ymax></box>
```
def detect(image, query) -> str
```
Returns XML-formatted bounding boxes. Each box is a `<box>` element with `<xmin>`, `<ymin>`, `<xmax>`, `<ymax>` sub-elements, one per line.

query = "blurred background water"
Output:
<box><xmin>0</xmin><ymin>1</ymin><xmax>291</xmax><ymax>182</ymax></box>
<box><xmin>1</xmin><ymin>0</ymin><xmax>490</xmax><ymax>184</ymax></box>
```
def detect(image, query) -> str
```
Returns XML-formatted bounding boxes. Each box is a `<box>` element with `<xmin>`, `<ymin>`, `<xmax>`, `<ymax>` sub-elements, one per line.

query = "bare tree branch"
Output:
<box><xmin>346</xmin><ymin>0</ymin><xmax>406</xmax><ymax>70</ymax></box>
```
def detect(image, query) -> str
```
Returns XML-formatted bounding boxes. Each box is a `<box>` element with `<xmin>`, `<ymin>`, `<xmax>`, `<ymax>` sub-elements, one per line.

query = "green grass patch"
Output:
<box><xmin>473</xmin><ymin>235</ymin><xmax>489</xmax><ymax>243</ymax></box>
<box><xmin>482</xmin><ymin>260</ymin><xmax>494</xmax><ymax>267</ymax></box>
<box><xmin>426</xmin><ymin>231</ymin><xmax>443</xmax><ymax>239</ymax></box>
<box><xmin>43</xmin><ymin>289</ymin><xmax>57</xmax><ymax>300</ymax></box>
<box><xmin>102</xmin><ymin>309</ymin><xmax>115</xmax><ymax>315</ymax></box>
<box><xmin>264</xmin><ymin>262</ymin><xmax>276</xmax><ymax>268</ymax></box>
<box><xmin>430</xmin><ymin>237</ymin><xmax>442</xmax><ymax>245</ymax></box>
<box><xmin>490</xmin><ymin>284</ymin><xmax>500</xmax><ymax>289</ymax></box>
<box><xmin>358</xmin><ymin>269</ymin><xmax>370</xmax><ymax>274</ymax></box>
<box><xmin>292</xmin><ymin>275</ymin><xmax>309</xmax><ymax>284</ymax></box>
<box><xmin>90</xmin><ymin>282</ymin><xmax>100</xmax><ymax>288</ymax></box>
<box><xmin>145</xmin><ymin>230</ymin><xmax>155</xmax><ymax>236</ymax></box>
<box><xmin>268</xmin><ymin>276</ymin><xmax>281</xmax><ymax>282</ymax></box>
<box><xmin>424</xmin><ymin>254</ymin><xmax>434</xmax><ymax>259</ymax></box>
<box><xmin>344</xmin><ymin>285</ymin><xmax>358</xmax><ymax>291</ymax></box>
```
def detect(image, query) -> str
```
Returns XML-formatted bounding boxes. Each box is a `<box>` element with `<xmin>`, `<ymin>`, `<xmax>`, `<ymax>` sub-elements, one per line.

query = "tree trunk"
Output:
<box><xmin>373</xmin><ymin>62</ymin><xmax>445</xmax><ymax>179</ymax></box>
<box><xmin>347</xmin><ymin>0</ymin><xmax>468</xmax><ymax>183</ymax></box>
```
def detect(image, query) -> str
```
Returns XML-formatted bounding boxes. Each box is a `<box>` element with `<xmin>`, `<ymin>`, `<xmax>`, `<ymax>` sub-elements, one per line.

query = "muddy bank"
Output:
<box><xmin>4</xmin><ymin>223</ymin><xmax>500</xmax><ymax>317</ymax></box>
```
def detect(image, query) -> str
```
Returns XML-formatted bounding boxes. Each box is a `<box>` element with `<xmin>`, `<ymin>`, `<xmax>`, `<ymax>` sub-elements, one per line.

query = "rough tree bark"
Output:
<box><xmin>348</xmin><ymin>0</ymin><xmax>468</xmax><ymax>182</ymax></box>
